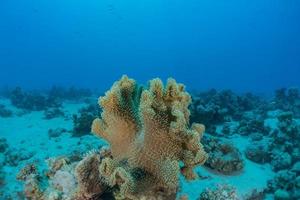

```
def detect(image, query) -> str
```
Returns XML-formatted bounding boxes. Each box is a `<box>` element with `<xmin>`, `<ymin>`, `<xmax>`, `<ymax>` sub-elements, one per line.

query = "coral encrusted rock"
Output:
<box><xmin>73</xmin><ymin>151</ymin><xmax>107</xmax><ymax>199</ymax></box>
<box><xmin>198</xmin><ymin>184</ymin><xmax>239</xmax><ymax>200</ymax></box>
<box><xmin>203</xmin><ymin>136</ymin><xmax>244</xmax><ymax>175</ymax></box>
<box><xmin>92</xmin><ymin>75</ymin><xmax>208</xmax><ymax>199</ymax></box>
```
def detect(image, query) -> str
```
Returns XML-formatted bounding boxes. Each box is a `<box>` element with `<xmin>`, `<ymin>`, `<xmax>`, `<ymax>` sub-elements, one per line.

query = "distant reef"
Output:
<box><xmin>2</xmin><ymin>86</ymin><xmax>93</xmax><ymax>112</ymax></box>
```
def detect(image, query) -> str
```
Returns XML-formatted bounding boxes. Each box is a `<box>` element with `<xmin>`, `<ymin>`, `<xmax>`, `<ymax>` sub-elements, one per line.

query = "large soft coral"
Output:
<box><xmin>92</xmin><ymin>75</ymin><xmax>208</xmax><ymax>199</ymax></box>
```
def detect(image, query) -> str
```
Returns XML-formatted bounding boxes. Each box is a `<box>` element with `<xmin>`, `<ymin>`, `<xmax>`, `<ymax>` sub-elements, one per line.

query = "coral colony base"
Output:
<box><xmin>0</xmin><ymin>76</ymin><xmax>299</xmax><ymax>199</ymax></box>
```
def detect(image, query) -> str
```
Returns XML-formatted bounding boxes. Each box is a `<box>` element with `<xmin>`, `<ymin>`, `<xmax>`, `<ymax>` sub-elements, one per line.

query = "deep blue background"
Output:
<box><xmin>0</xmin><ymin>0</ymin><xmax>300</xmax><ymax>93</ymax></box>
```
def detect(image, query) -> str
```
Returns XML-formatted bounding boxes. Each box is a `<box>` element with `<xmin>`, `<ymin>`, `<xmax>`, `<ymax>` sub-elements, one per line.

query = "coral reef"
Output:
<box><xmin>92</xmin><ymin>75</ymin><xmax>208</xmax><ymax>199</ymax></box>
<box><xmin>44</xmin><ymin>108</ymin><xmax>65</xmax><ymax>120</ymax></box>
<box><xmin>203</xmin><ymin>136</ymin><xmax>244</xmax><ymax>175</ymax></box>
<box><xmin>245</xmin><ymin>141</ymin><xmax>271</xmax><ymax>164</ymax></box>
<box><xmin>190</xmin><ymin>89</ymin><xmax>264</xmax><ymax>132</ymax></box>
<box><xmin>17</xmin><ymin>163</ymin><xmax>38</xmax><ymax>181</ymax></box>
<box><xmin>272</xmin><ymin>88</ymin><xmax>300</xmax><ymax>117</ymax></box>
<box><xmin>244</xmin><ymin>111</ymin><xmax>300</xmax><ymax>170</ymax></box>
<box><xmin>8</xmin><ymin>86</ymin><xmax>93</xmax><ymax>113</ymax></box>
<box><xmin>5</xmin><ymin>147</ymin><xmax>35</xmax><ymax>166</ymax></box>
<box><xmin>271</xmin><ymin>151</ymin><xmax>292</xmax><ymax>172</ymax></box>
<box><xmin>16</xmin><ymin>163</ymin><xmax>47</xmax><ymax>199</ymax></box>
<box><xmin>2</xmin><ymin>77</ymin><xmax>298</xmax><ymax>200</ymax></box>
<box><xmin>243</xmin><ymin>189</ymin><xmax>266</xmax><ymax>200</ymax></box>
<box><xmin>51</xmin><ymin>170</ymin><xmax>77</xmax><ymax>197</ymax></box>
<box><xmin>0</xmin><ymin>104</ymin><xmax>12</xmax><ymax>117</ymax></box>
<box><xmin>267</xmin><ymin>169</ymin><xmax>300</xmax><ymax>199</ymax></box>
<box><xmin>9</xmin><ymin>87</ymin><xmax>61</xmax><ymax>111</ymax></box>
<box><xmin>48</xmin><ymin>86</ymin><xmax>92</xmax><ymax>102</ymax></box>
<box><xmin>8</xmin><ymin>79</ymin><xmax>298</xmax><ymax>199</ymax></box>
<box><xmin>220</xmin><ymin>122</ymin><xmax>238</xmax><ymax>137</ymax></box>
<box><xmin>272</xmin><ymin>112</ymin><xmax>300</xmax><ymax>145</ymax></box>
<box><xmin>0</xmin><ymin>138</ymin><xmax>8</xmax><ymax>194</ymax></box>
<box><xmin>72</xmin><ymin>103</ymin><xmax>100</xmax><ymax>136</ymax></box>
<box><xmin>18</xmin><ymin>157</ymin><xmax>73</xmax><ymax>199</ymax></box>
<box><xmin>73</xmin><ymin>151</ymin><xmax>107</xmax><ymax>199</ymax></box>
<box><xmin>23</xmin><ymin>172</ymin><xmax>45</xmax><ymax>199</ymax></box>
<box><xmin>0</xmin><ymin>137</ymin><xmax>8</xmax><ymax>153</ymax></box>
<box><xmin>269</xmin><ymin>112</ymin><xmax>300</xmax><ymax>171</ymax></box>
<box><xmin>241</xmin><ymin>108</ymin><xmax>300</xmax><ymax>198</ymax></box>
<box><xmin>16</xmin><ymin>76</ymin><xmax>207</xmax><ymax>200</ymax></box>
<box><xmin>236</xmin><ymin>113</ymin><xmax>270</xmax><ymax>136</ymax></box>
<box><xmin>198</xmin><ymin>184</ymin><xmax>239</xmax><ymax>200</ymax></box>
<box><xmin>0</xmin><ymin>165</ymin><xmax>5</xmax><ymax>188</ymax></box>
<box><xmin>17</xmin><ymin>149</ymin><xmax>110</xmax><ymax>200</ymax></box>
<box><xmin>48</xmin><ymin>128</ymin><xmax>67</xmax><ymax>138</ymax></box>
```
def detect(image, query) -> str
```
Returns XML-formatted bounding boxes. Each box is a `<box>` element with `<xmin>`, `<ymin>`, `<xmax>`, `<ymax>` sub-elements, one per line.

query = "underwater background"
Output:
<box><xmin>1</xmin><ymin>0</ymin><xmax>300</xmax><ymax>200</ymax></box>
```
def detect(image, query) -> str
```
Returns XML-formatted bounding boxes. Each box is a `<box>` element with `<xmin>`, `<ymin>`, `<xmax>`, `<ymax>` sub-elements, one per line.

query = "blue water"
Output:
<box><xmin>0</xmin><ymin>0</ymin><xmax>300</xmax><ymax>93</ymax></box>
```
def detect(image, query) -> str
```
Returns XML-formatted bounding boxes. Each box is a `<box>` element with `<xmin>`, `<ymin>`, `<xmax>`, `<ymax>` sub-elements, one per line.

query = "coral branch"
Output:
<box><xmin>92</xmin><ymin>75</ymin><xmax>208</xmax><ymax>198</ymax></box>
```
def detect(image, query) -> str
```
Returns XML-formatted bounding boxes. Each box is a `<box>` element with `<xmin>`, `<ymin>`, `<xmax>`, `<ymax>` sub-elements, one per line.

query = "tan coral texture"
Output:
<box><xmin>92</xmin><ymin>75</ymin><xmax>208</xmax><ymax>199</ymax></box>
